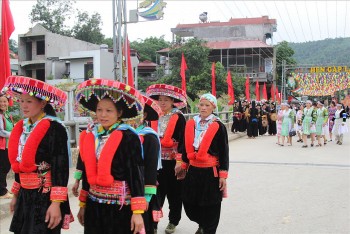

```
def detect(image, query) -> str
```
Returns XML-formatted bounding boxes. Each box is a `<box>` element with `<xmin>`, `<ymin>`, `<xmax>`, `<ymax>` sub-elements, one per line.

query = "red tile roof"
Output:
<box><xmin>175</xmin><ymin>16</ymin><xmax>276</xmax><ymax>29</ymax></box>
<box><xmin>138</xmin><ymin>60</ymin><xmax>157</xmax><ymax>67</ymax></box>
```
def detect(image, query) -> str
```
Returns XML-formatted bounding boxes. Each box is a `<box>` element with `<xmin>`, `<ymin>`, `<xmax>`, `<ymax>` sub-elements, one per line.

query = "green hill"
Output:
<box><xmin>289</xmin><ymin>37</ymin><xmax>350</xmax><ymax>66</ymax></box>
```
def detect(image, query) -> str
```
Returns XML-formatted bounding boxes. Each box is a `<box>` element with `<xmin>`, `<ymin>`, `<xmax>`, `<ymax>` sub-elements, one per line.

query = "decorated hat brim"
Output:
<box><xmin>75</xmin><ymin>79</ymin><xmax>144</xmax><ymax>120</ymax></box>
<box><xmin>146</xmin><ymin>84</ymin><xmax>187</xmax><ymax>106</ymax></box>
<box><xmin>1</xmin><ymin>76</ymin><xmax>67</xmax><ymax>111</ymax></box>
<box><xmin>143</xmin><ymin>95</ymin><xmax>161</xmax><ymax>121</ymax></box>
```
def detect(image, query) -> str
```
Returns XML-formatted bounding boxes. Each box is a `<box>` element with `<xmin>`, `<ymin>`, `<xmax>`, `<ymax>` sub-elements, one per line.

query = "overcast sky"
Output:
<box><xmin>8</xmin><ymin>1</ymin><xmax>350</xmax><ymax>44</ymax></box>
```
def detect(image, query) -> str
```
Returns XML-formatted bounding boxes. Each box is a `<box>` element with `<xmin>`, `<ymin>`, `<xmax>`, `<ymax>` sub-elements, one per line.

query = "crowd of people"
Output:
<box><xmin>231</xmin><ymin>99</ymin><xmax>349</xmax><ymax>147</ymax></box>
<box><xmin>0</xmin><ymin>76</ymin><xmax>229</xmax><ymax>234</ymax></box>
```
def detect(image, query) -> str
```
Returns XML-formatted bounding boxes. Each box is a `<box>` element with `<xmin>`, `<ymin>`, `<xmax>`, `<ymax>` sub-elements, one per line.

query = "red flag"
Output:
<box><xmin>180</xmin><ymin>53</ymin><xmax>187</xmax><ymax>93</ymax></box>
<box><xmin>126</xmin><ymin>36</ymin><xmax>134</xmax><ymax>87</ymax></box>
<box><xmin>275</xmin><ymin>86</ymin><xmax>280</xmax><ymax>104</ymax></box>
<box><xmin>0</xmin><ymin>0</ymin><xmax>15</xmax><ymax>89</ymax></box>
<box><xmin>245</xmin><ymin>75</ymin><xmax>250</xmax><ymax>101</ymax></box>
<box><xmin>226</xmin><ymin>71</ymin><xmax>234</xmax><ymax>104</ymax></box>
<box><xmin>255</xmin><ymin>81</ymin><xmax>260</xmax><ymax>101</ymax></box>
<box><xmin>262</xmin><ymin>82</ymin><xmax>268</xmax><ymax>100</ymax></box>
<box><xmin>270</xmin><ymin>84</ymin><xmax>275</xmax><ymax>101</ymax></box>
<box><xmin>211</xmin><ymin>62</ymin><xmax>216</xmax><ymax>97</ymax></box>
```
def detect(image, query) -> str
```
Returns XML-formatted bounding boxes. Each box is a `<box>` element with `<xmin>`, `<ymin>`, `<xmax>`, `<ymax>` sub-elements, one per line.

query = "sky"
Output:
<box><xmin>7</xmin><ymin>0</ymin><xmax>350</xmax><ymax>45</ymax></box>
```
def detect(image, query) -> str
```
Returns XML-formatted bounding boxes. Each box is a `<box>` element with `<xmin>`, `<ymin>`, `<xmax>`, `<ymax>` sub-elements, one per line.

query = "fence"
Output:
<box><xmin>64</xmin><ymin>111</ymin><xmax>234</xmax><ymax>147</ymax></box>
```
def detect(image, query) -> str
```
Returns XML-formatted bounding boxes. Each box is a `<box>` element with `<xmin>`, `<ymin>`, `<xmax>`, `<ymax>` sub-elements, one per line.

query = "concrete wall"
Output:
<box><xmin>99</xmin><ymin>50</ymin><xmax>114</xmax><ymax>79</ymax></box>
<box><xmin>70</xmin><ymin>59</ymin><xmax>90</xmax><ymax>80</ymax></box>
<box><xmin>182</xmin><ymin>24</ymin><xmax>272</xmax><ymax>42</ymax></box>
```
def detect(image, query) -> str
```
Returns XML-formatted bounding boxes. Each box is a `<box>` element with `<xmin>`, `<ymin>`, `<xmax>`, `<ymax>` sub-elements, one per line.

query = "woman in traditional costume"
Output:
<box><xmin>146</xmin><ymin>84</ymin><xmax>187</xmax><ymax>234</ymax></box>
<box><xmin>332</xmin><ymin>104</ymin><xmax>348</xmax><ymax>145</ymax></box>
<box><xmin>301</xmin><ymin>100</ymin><xmax>317</xmax><ymax>148</ymax></box>
<box><xmin>1</xmin><ymin>76</ymin><xmax>72</xmax><ymax>233</ymax></box>
<box><xmin>268</xmin><ymin>103</ymin><xmax>277</xmax><ymax>135</ymax></box>
<box><xmin>280</xmin><ymin>103</ymin><xmax>295</xmax><ymax>146</ymax></box>
<box><xmin>0</xmin><ymin>94</ymin><xmax>14</xmax><ymax>199</ymax></box>
<box><xmin>75</xmin><ymin>79</ymin><xmax>146</xmax><ymax>234</ymax></box>
<box><xmin>246</xmin><ymin>101</ymin><xmax>259</xmax><ymax>139</ymax></box>
<box><xmin>315</xmin><ymin>101</ymin><xmax>329</xmax><ymax>146</ymax></box>
<box><xmin>180</xmin><ymin>93</ymin><xmax>229</xmax><ymax>234</ymax></box>
<box><xmin>135</xmin><ymin>95</ymin><xmax>162</xmax><ymax>234</ymax></box>
<box><xmin>328</xmin><ymin>101</ymin><xmax>337</xmax><ymax>142</ymax></box>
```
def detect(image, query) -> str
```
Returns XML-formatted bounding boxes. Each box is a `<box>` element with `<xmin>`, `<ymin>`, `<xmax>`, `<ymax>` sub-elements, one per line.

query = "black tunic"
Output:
<box><xmin>141</xmin><ymin>133</ymin><xmax>161</xmax><ymax>233</ymax></box>
<box><xmin>182</xmin><ymin>121</ymin><xmax>229</xmax><ymax>206</ymax></box>
<box><xmin>80</xmin><ymin>129</ymin><xmax>145</xmax><ymax>234</ymax></box>
<box><xmin>10</xmin><ymin>121</ymin><xmax>71</xmax><ymax>234</ymax></box>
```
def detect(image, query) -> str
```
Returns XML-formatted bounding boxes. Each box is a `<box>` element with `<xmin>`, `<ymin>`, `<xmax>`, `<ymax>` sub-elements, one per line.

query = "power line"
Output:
<box><xmin>282</xmin><ymin>1</ymin><xmax>299</xmax><ymax>42</ymax></box>
<box><xmin>345</xmin><ymin>1</ymin><xmax>348</xmax><ymax>37</ymax></box>
<box><xmin>315</xmin><ymin>1</ymin><xmax>322</xmax><ymax>40</ymax></box>
<box><xmin>304</xmin><ymin>1</ymin><xmax>314</xmax><ymax>41</ymax></box>
<box><xmin>326</xmin><ymin>1</ymin><xmax>330</xmax><ymax>38</ymax></box>
<box><xmin>294</xmin><ymin>1</ymin><xmax>307</xmax><ymax>42</ymax></box>
<box><xmin>273</xmin><ymin>1</ymin><xmax>292</xmax><ymax>42</ymax></box>
<box><xmin>232</xmin><ymin>1</ymin><xmax>245</xmax><ymax>18</ymax></box>
<box><xmin>214</xmin><ymin>2</ymin><xmax>230</xmax><ymax>21</ymax></box>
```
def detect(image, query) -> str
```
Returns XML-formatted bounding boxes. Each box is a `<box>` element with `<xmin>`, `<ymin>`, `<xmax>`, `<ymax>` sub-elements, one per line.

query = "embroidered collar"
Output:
<box><xmin>96</xmin><ymin>122</ymin><xmax>121</xmax><ymax>137</ymax></box>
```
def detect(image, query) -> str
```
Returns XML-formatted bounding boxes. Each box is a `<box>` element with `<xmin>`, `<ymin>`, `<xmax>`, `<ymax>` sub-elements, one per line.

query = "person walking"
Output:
<box><xmin>315</xmin><ymin>101</ymin><xmax>329</xmax><ymax>146</ymax></box>
<box><xmin>328</xmin><ymin>101</ymin><xmax>337</xmax><ymax>142</ymax></box>
<box><xmin>296</xmin><ymin>104</ymin><xmax>304</xmax><ymax>143</ymax></box>
<box><xmin>280</xmin><ymin>103</ymin><xmax>295</xmax><ymax>146</ymax></box>
<box><xmin>136</xmin><ymin>95</ymin><xmax>163</xmax><ymax>234</ymax></box>
<box><xmin>181</xmin><ymin>93</ymin><xmax>229</xmax><ymax>234</ymax></box>
<box><xmin>332</xmin><ymin>103</ymin><xmax>348</xmax><ymax>145</ymax></box>
<box><xmin>146</xmin><ymin>84</ymin><xmax>187</xmax><ymax>234</ymax></box>
<box><xmin>0</xmin><ymin>94</ymin><xmax>14</xmax><ymax>199</ymax></box>
<box><xmin>75</xmin><ymin>79</ymin><xmax>147</xmax><ymax>234</ymax></box>
<box><xmin>2</xmin><ymin>76</ymin><xmax>73</xmax><ymax>234</ymax></box>
<box><xmin>301</xmin><ymin>100</ymin><xmax>317</xmax><ymax>148</ymax></box>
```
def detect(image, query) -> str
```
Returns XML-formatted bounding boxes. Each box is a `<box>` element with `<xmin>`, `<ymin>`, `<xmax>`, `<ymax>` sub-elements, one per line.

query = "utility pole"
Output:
<box><xmin>281</xmin><ymin>60</ymin><xmax>286</xmax><ymax>102</ymax></box>
<box><xmin>112</xmin><ymin>0</ymin><xmax>117</xmax><ymax>80</ymax></box>
<box><xmin>272</xmin><ymin>46</ymin><xmax>277</xmax><ymax>102</ymax></box>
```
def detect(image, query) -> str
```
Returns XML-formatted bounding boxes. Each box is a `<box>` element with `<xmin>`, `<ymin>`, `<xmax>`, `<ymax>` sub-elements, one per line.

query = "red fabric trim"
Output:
<box><xmin>8</xmin><ymin>119</ymin><xmax>51</xmax><ymax>173</ymax></box>
<box><xmin>79</xmin><ymin>189</ymin><xmax>88</xmax><ymax>202</ymax></box>
<box><xmin>152</xmin><ymin>210</ymin><xmax>163</xmax><ymax>222</ymax></box>
<box><xmin>96</xmin><ymin>131</ymin><xmax>122</xmax><ymax>186</ymax></box>
<box><xmin>130</xmin><ymin>197</ymin><xmax>147</xmax><ymax>211</ymax></box>
<box><xmin>50</xmin><ymin>186</ymin><xmax>68</xmax><ymax>201</ymax></box>
<box><xmin>79</xmin><ymin>130</ymin><xmax>87</xmax><ymax>160</ymax></box>
<box><xmin>150</xmin><ymin>120</ymin><xmax>158</xmax><ymax>132</ymax></box>
<box><xmin>185</xmin><ymin>119</ymin><xmax>196</xmax><ymax>160</ymax></box>
<box><xmin>139</xmin><ymin>135</ymin><xmax>144</xmax><ymax>144</ymax></box>
<box><xmin>20</xmin><ymin>119</ymin><xmax>51</xmax><ymax>172</ymax></box>
<box><xmin>185</xmin><ymin>120</ymin><xmax>220</xmax><ymax>162</ymax></box>
<box><xmin>160</xmin><ymin>114</ymin><xmax>179</xmax><ymax>148</ymax></box>
<box><xmin>219</xmin><ymin>170</ymin><xmax>228</xmax><ymax>179</ymax></box>
<box><xmin>8</xmin><ymin>120</ymin><xmax>23</xmax><ymax>173</ymax></box>
<box><xmin>11</xmin><ymin>181</ymin><xmax>21</xmax><ymax>195</ymax></box>
<box><xmin>82</xmin><ymin>130</ymin><xmax>123</xmax><ymax>186</ymax></box>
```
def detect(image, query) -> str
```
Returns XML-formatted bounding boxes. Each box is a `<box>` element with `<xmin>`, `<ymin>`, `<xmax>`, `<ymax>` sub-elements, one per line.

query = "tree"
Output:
<box><xmin>275</xmin><ymin>41</ymin><xmax>297</xmax><ymax>86</ymax></box>
<box><xmin>102</xmin><ymin>37</ymin><xmax>113</xmax><ymax>48</ymax></box>
<box><xmin>72</xmin><ymin>11</ymin><xmax>105</xmax><ymax>45</ymax></box>
<box><xmin>130</xmin><ymin>36</ymin><xmax>170</xmax><ymax>63</ymax></box>
<box><xmin>29</xmin><ymin>0</ymin><xmax>75</xmax><ymax>36</ymax></box>
<box><xmin>9</xmin><ymin>39</ymin><xmax>18</xmax><ymax>54</ymax></box>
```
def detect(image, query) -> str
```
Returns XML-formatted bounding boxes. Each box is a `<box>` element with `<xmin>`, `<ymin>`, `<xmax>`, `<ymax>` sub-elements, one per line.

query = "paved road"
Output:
<box><xmin>1</xmin><ymin>127</ymin><xmax>349</xmax><ymax>234</ymax></box>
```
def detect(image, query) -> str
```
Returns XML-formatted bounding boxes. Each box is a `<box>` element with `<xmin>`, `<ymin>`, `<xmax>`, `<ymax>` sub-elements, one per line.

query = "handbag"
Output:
<box><xmin>289</xmin><ymin>128</ymin><xmax>296</xmax><ymax>137</ymax></box>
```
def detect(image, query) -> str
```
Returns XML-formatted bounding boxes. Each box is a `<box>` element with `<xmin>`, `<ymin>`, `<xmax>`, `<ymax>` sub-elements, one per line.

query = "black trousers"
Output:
<box><xmin>155</xmin><ymin>160</ymin><xmax>182</xmax><ymax>227</ymax></box>
<box><xmin>183</xmin><ymin>202</ymin><xmax>221</xmax><ymax>234</ymax></box>
<box><xmin>0</xmin><ymin>149</ymin><xmax>10</xmax><ymax>196</ymax></box>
